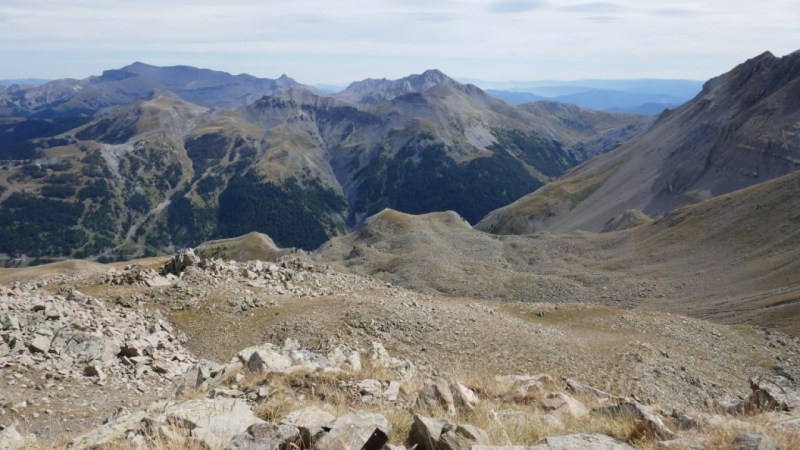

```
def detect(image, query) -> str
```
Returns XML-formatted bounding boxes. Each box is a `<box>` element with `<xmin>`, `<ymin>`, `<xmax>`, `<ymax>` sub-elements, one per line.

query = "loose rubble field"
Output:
<box><xmin>1</xmin><ymin>250</ymin><xmax>800</xmax><ymax>449</ymax></box>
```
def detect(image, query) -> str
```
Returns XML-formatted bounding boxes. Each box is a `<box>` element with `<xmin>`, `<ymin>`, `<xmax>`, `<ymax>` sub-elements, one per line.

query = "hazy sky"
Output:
<box><xmin>1</xmin><ymin>0</ymin><xmax>799</xmax><ymax>84</ymax></box>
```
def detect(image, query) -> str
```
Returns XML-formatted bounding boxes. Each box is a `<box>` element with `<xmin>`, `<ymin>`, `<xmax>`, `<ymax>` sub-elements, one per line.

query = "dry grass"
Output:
<box><xmin>24</xmin><ymin>359</ymin><xmax>800</xmax><ymax>450</ymax></box>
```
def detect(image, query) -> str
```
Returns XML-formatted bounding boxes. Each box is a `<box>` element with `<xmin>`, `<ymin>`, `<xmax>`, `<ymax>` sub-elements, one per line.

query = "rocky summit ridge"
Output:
<box><xmin>1</xmin><ymin>248</ymin><xmax>799</xmax><ymax>449</ymax></box>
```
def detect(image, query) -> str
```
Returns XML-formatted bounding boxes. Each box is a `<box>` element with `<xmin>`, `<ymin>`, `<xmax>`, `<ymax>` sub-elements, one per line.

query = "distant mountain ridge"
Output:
<box><xmin>477</xmin><ymin>50</ymin><xmax>800</xmax><ymax>235</ymax></box>
<box><xmin>0</xmin><ymin>63</ymin><xmax>648</xmax><ymax>263</ymax></box>
<box><xmin>477</xmin><ymin>78</ymin><xmax>703</xmax><ymax>114</ymax></box>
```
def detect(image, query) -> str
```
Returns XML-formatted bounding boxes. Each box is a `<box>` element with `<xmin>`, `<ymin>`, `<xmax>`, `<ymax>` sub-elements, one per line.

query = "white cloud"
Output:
<box><xmin>0</xmin><ymin>0</ymin><xmax>798</xmax><ymax>83</ymax></box>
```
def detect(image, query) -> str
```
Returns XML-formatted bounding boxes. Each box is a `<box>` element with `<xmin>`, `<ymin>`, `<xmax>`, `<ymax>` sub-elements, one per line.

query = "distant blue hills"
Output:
<box><xmin>471</xmin><ymin>78</ymin><xmax>704</xmax><ymax>114</ymax></box>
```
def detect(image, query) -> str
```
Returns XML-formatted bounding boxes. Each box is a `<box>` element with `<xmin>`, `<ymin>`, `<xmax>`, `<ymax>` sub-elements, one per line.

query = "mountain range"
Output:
<box><xmin>477</xmin><ymin>78</ymin><xmax>704</xmax><ymax>114</ymax></box>
<box><xmin>0</xmin><ymin>63</ymin><xmax>647</xmax><ymax>263</ymax></box>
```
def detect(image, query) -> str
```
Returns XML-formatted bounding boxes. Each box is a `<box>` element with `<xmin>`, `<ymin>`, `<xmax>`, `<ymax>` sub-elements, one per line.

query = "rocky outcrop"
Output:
<box><xmin>745</xmin><ymin>376</ymin><xmax>800</xmax><ymax>412</ymax></box>
<box><xmin>0</xmin><ymin>285</ymin><xmax>194</xmax><ymax>385</ymax></box>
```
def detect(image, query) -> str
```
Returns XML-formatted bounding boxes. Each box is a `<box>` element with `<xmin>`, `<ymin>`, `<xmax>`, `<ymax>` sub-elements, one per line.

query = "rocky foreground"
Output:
<box><xmin>1</xmin><ymin>251</ymin><xmax>800</xmax><ymax>449</ymax></box>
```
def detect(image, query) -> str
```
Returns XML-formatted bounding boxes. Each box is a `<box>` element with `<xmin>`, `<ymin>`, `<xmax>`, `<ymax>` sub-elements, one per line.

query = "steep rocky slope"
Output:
<box><xmin>477</xmin><ymin>50</ymin><xmax>800</xmax><ymax>234</ymax></box>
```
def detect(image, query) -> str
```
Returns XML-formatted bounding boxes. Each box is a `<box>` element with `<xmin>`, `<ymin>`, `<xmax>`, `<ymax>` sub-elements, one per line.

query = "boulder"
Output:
<box><xmin>593</xmin><ymin>398</ymin><xmax>674</xmax><ymax>440</ymax></box>
<box><xmin>366</xmin><ymin>341</ymin><xmax>416</xmax><ymax>380</ymax></box>
<box><xmin>51</xmin><ymin>329</ymin><xmax>120</xmax><ymax>364</ymax></box>
<box><xmin>245</xmin><ymin>346</ymin><xmax>292</xmax><ymax>374</ymax></box>
<box><xmin>281</xmin><ymin>407</ymin><xmax>336</xmax><ymax>429</ymax></box>
<box><xmin>563</xmin><ymin>378</ymin><xmax>612</xmax><ymax>401</ymax></box>
<box><xmin>472</xmin><ymin>447</ymin><xmax>533</xmax><ymax>450</ymax></box>
<box><xmin>281</xmin><ymin>407</ymin><xmax>336</xmax><ymax>447</ymax></box>
<box><xmin>230</xmin><ymin>422</ymin><xmax>301</xmax><ymax>450</ymax></box>
<box><xmin>437</xmin><ymin>423</ymin><xmax>490</xmax><ymax>450</ymax></box>
<box><xmin>745</xmin><ymin>375</ymin><xmax>800</xmax><ymax>412</ymax></box>
<box><xmin>542</xmin><ymin>393</ymin><xmax>588</xmax><ymax>419</ymax></box>
<box><xmin>0</xmin><ymin>425</ymin><xmax>25</xmax><ymax>450</ymax></box>
<box><xmin>732</xmin><ymin>432</ymin><xmax>777</xmax><ymax>450</ymax></box>
<box><xmin>313</xmin><ymin>412</ymin><xmax>391</xmax><ymax>450</ymax></box>
<box><xmin>417</xmin><ymin>377</ymin><xmax>456</xmax><ymax>415</ymax></box>
<box><xmin>655</xmin><ymin>438</ymin><xmax>705</xmax><ymax>449</ymax></box>
<box><xmin>410</xmin><ymin>415</ymin><xmax>453</xmax><ymax>450</ymax></box>
<box><xmin>531</xmin><ymin>433</ymin><xmax>635</xmax><ymax>449</ymax></box>
<box><xmin>496</xmin><ymin>374</ymin><xmax>554</xmax><ymax>396</ymax></box>
<box><xmin>68</xmin><ymin>410</ymin><xmax>148</xmax><ymax>449</ymax></box>
<box><xmin>450</xmin><ymin>383</ymin><xmax>480</xmax><ymax>411</ymax></box>
<box><xmin>28</xmin><ymin>335</ymin><xmax>51</xmax><ymax>353</ymax></box>
<box><xmin>358</xmin><ymin>379</ymin><xmax>384</xmax><ymax>398</ymax></box>
<box><xmin>772</xmin><ymin>416</ymin><xmax>800</xmax><ymax>433</ymax></box>
<box><xmin>385</xmin><ymin>381</ymin><xmax>402</xmax><ymax>402</ymax></box>
<box><xmin>163</xmin><ymin>398</ymin><xmax>265</xmax><ymax>449</ymax></box>
<box><xmin>162</xmin><ymin>249</ymin><xmax>203</xmax><ymax>276</ymax></box>
<box><xmin>1</xmin><ymin>314</ymin><xmax>20</xmax><ymax>331</ymax></box>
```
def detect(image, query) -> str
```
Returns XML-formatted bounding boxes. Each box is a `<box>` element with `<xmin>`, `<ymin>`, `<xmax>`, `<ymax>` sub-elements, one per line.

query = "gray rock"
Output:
<box><xmin>772</xmin><ymin>416</ymin><xmax>800</xmax><ymax>433</ymax></box>
<box><xmin>542</xmin><ymin>414</ymin><xmax>563</xmax><ymax>428</ymax></box>
<box><xmin>410</xmin><ymin>415</ymin><xmax>453</xmax><ymax>450</ymax></box>
<box><xmin>28</xmin><ymin>335</ymin><xmax>51</xmax><ymax>353</ymax></box>
<box><xmin>541</xmin><ymin>392</ymin><xmax>588</xmax><ymax>419</ymax></box>
<box><xmin>746</xmin><ymin>376</ymin><xmax>800</xmax><ymax>412</ymax></box>
<box><xmin>68</xmin><ymin>410</ymin><xmax>148</xmax><ymax>449</ymax></box>
<box><xmin>385</xmin><ymin>381</ymin><xmax>402</xmax><ymax>402</ymax></box>
<box><xmin>733</xmin><ymin>432</ymin><xmax>777</xmax><ymax>450</ymax></box>
<box><xmin>563</xmin><ymin>377</ymin><xmax>612</xmax><ymax>400</ymax></box>
<box><xmin>656</xmin><ymin>438</ymin><xmax>705</xmax><ymax>449</ymax></box>
<box><xmin>67</xmin><ymin>290</ymin><xmax>90</xmax><ymax>303</ymax></box>
<box><xmin>594</xmin><ymin>398</ymin><xmax>674</xmax><ymax>439</ymax></box>
<box><xmin>51</xmin><ymin>329</ymin><xmax>120</xmax><ymax>364</ymax></box>
<box><xmin>472</xmin><ymin>447</ymin><xmax>534</xmax><ymax>450</ymax></box>
<box><xmin>163</xmin><ymin>398</ymin><xmax>265</xmax><ymax>449</ymax></box>
<box><xmin>417</xmin><ymin>377</ymin><xmax>456</xmax><ymax>415</ymax></box>
<box><xmin>0</xmin><ymin>425</ymin><xmax>25</xmax><ymax>450</ymax></box>
<box><xmin>437</xmin><ymin>423</ymin><xmax>490</xmax><ymax>450</ymax></box>
<box><xmin>230</xmin><ymin>422</ymin><xmax>301</xmax><ymax>450</ymax></box>
<box><xmin>313</xmin><ymin>412</ymin><xmax>391</xmax><ymax>450</ymax></box>
<box><xmin>281</xmin><ymin>407</ymin><xmax>336</xmax><ymax>429</ymax></box>
<box><xmin>673</xmin><ymin>413</ymin><xmax>701</xmax><ymax>431</ymax></box>
<box><xmin>358</xmin><ymin>379</ymin><xmax>384</xmax><ymax>398</ymax></box>
<box><xmin>495</xmin><ymin>374</ymin><xmax>554</xmax><ymax>396</ymax></box>
<box><xmin>450</xmin><ymin>383</ymin><xmax>479</xmax><ymax>411</ymax></box>
<box><xmin>242</xmin><ymin>345</ymin><xmax>292</xmax><ymax>374</ymax></box>
<box><xmin>366</xmin><ymin>341</ymin><xmax>416</xmax><ymax>380</ymax></box>
<box><xmin>162</xmin><ymin>249</ymin><xmax>203</xmax><ymax>276</ymax></box>
<box><xmin>84</xmin><ymin>364</ymin><xmax>106</xmax><ymax>381</ymax></box>
<box><xmin>531</xmin><ymin>433</ymin><xmax>635</xmax><ymax>449</ymax></box>
<box><xmin>281</xmin><ymin>407</ymin><xmax>336</xmax><ymax>447</ymax></box>
<box><xmin>1</xmin><ymin>315</ymin><xmax>20</xmax><ymax>331</ymax></box>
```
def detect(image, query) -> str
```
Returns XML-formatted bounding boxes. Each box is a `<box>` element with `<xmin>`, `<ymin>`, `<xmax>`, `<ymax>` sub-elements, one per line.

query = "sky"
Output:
<box><xmin>1</xmin><ymin>0</ymin><xmax>799</xmax><ymax>84</ymax></box>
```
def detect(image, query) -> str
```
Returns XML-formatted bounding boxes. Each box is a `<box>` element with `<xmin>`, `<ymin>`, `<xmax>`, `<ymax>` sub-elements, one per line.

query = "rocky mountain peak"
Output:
<box><xmin>335</xmin><ymin>69</ymin><xmax>462</xmax><ymax>105</ymax></box>
<box><xmin>701</xmin><ymin>50</ymin><xmax>800</xmax><ymax>106</ymax></box>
